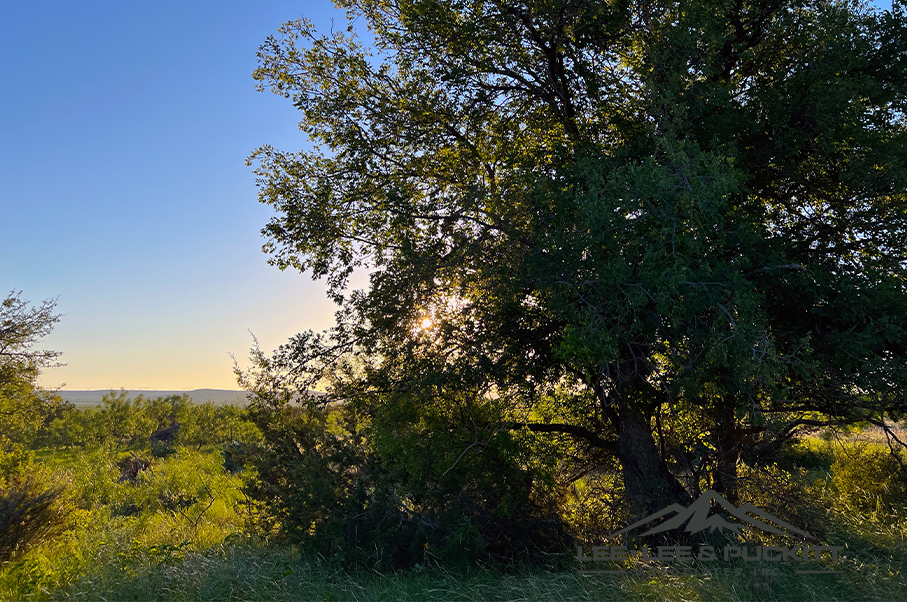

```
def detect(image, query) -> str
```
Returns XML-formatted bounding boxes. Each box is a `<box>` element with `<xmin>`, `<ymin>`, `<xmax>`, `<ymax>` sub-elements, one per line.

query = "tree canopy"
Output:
<box><xmin>0</xmin><ymin>291</ymin><xmax>63</xmax><ymax>478</ymax></box>
<box><xmin>247</xmin><ymin>0</ymin><xmax>907</xmax><ymax>523</ymax></box>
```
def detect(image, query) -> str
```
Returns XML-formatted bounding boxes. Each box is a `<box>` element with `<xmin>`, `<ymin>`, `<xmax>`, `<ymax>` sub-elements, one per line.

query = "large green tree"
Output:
<box><xmin>249</xmin><ymin>0</ymin><xmax>907</xmax><ymax>518</ymax></box>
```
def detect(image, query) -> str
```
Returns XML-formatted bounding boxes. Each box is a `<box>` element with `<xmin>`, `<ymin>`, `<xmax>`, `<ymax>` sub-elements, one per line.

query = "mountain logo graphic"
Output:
<box><xmin>607</xmin><ymin>490</ymin><xmax>813</xmax><ymax>539</ymax></box>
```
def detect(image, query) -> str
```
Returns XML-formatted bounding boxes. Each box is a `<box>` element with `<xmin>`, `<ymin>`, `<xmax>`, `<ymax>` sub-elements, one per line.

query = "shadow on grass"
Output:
<box><xmin>38</xmin><ymin>541</ymin><xmax>906</xmax><ymax>602</ymax></box>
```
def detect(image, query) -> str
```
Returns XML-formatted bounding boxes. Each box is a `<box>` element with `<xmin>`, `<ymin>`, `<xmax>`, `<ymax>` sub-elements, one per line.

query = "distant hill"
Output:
<box><xmin>58</xmin><ymin>389</ymin><xmax>250</xmax><ymax>407</ymax></box>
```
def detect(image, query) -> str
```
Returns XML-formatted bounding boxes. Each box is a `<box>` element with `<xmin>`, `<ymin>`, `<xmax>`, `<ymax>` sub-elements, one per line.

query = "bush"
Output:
<box><xmin>828</xmin><ymin>442</ymin><xmax>907</xmax><ymax>513</ymax></box>
<box><xmin>36</xmin><ymin>393</ymin><xmax>262</xmax><ymax>452</ymax></box>
<box><xmin>365</xmin><ymin>391</ymin><xmax>570</xmax><ymax>568</ymax></box>
<box><xmin>221</xmin><ymin>441</ymin><xmax>265</xmax><ymax>473</ymax></box>
<box><xmin>0</xmin><ymin>475</ymin><xmax>70</xmax><ymax>562</ymax></box>
<box><xmin>240</xmin><ymin>390</ymin><xmax>570</xmax><ymax>570</ymax></box>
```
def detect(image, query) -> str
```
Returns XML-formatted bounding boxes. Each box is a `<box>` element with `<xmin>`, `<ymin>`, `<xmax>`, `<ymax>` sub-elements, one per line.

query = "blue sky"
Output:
<box><xmin>1</xmin><ymin>0</ymin><xmax>355</xmax><ymax>390</ymax></box>
<box><xmin>1</xmin><ymin>0</ymin><xmax>895</xmax><ymax>391</ymax></box>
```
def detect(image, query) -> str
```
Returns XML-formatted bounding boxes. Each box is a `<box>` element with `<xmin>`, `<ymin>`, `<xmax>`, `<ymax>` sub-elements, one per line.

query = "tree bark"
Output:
<box><xmin>713</xmin><ymin>411</ymin><xmax>741</xmax><ymax>504</ymax></box>
<box><xmin>618</xmin><ymin>409</ymin><xmax>691</xmax><ymax>520</ymax></box>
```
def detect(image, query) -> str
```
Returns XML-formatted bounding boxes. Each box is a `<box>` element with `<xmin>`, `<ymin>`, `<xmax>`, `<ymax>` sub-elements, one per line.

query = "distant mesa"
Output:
<box><xmin>57</xmin><ymin>388</ymin><xmax>326</xmax><ymax>407</ymax></box>
<box><xmin>58</xmin><ymin>389</ymin><xmax>250</xmax><ymax>407</ymax></box>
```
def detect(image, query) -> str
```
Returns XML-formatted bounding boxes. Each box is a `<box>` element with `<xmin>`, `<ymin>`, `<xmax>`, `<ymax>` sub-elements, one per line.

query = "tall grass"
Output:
<box><xmin>11</xmin><ymin>540</ymin><xmax>907</xmax><ymax>601</ymax></box>
<box><xmin>2</xmin><ymin>434</ymin><xmax>906</xmax><ymax>601</ymax></box>
<box><xmin>0</xmin><ymin>444</ymin><xmax>248</xmax><ymax>600</ymax></box>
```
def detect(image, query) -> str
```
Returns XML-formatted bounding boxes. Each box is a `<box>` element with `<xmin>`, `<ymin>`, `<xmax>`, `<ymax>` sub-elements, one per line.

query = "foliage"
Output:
<box><xmin>826</xmin><ymin>440</ymin><xmax>907</xmax><ymax>513</ymax></box>
<box><xmin>0</xmin><ymin>472</ymin><xmax>70</xmax><ymax>563</ymax></box>
<box><xmin>246</xmin><ymin>0</ymin><xmax>907</xmax><ymax>539</ymax></box>
<box><xmin>237</xmin><ymin>343</ymin><xmax>570</xmax><ymax>569</ymax></box>
<box><xmin>0</xmin><ymin>434</ymin><xmax>906</xmax><ymax>600</ymax></box>
<box><xmin>221</xmin><ymin>440</ymin><xmax>264</xmax><ymax>473</ymax></box>
<box><xmin>0</xmin><ymin>291</ymin><xmax>71</xmax><ymax>564</ymax></box>
<box><xmin>0</xmin><ymin>374</ymin><xmax>262</xmax><ymax>573</ymax></box>
<box><xmin>0</xmin><ymin>291</ymin><xmax>64</xmax><ymax>476</ymax></box>
<box><xmin>36</xmin><ymin>392</ymin><xmax>261</xmax><ymax>452</ymax></box>
<box><xmin>0</xmin><ymin>444</ymin><xmax>250</xmax><ymax>599</ymax></box>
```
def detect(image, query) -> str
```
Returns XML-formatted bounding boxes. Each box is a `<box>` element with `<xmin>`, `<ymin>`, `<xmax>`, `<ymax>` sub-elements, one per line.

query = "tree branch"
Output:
<box><xmin>509</xmin><ymin>421</ymin><xmax>618</xmax><ymax>454</ymax></box>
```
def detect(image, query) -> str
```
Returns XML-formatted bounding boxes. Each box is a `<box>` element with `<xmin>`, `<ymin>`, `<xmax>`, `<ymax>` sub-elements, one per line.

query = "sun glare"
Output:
<box><xmin>420</xmin><ymin>317</ymin><xmax>434</xmax><ymax>330</ymax></box>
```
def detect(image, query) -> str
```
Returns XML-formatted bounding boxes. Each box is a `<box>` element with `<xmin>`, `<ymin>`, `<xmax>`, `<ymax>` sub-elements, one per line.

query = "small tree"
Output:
<box><xmin>0</xmin><ymin>291</ymin><xmax>69</xmax><ymax>561</ymax></box>
<box><xmin>0</xmin><ymin>291</ymin><xmax>63</xmax><ymax>467</ymax></box>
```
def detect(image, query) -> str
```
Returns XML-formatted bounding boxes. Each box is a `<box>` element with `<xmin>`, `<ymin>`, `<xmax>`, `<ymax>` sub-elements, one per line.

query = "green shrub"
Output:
<box><xmin>240</xmin><ymin>389</ymin><xmax>570</xmax><ymax>570</ymax></box>
<box><xmin>0</xmin><ymin>474</ymin><xmax>70</xmax><ymax>562</ymax></box>
<box><xmin>179</xmin><ymin>404</ymin><xmax>262</xmax><ymax>450</ymax></box>
<box><xmin>774</xmin><ymin>438</ymin><xmax>835</xmax><ymax>473</ymax></box>
<box><xmin>221</xmin><ymin>441</ymin><xmax>265</xmax><ymax>473</ymax></box>
<box><xmin>828</xmin><ymin>442</ymin><xmax>907</xmax><ymax>513</ymax></box>
<box><xmin>150</xmin><ymin>440</ymin><xmax>177</xmax><ymax>458</ymax></box>
<box><xmin>36</xmin><ymin>394</ymin><xmax>261</xmax><ymax>452</ymax></box>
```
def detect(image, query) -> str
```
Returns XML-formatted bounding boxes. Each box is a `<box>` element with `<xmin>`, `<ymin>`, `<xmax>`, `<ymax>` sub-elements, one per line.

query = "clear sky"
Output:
<box><xmin>1</xmin><ymin>0</ymin><xmax>358</xmax><ymax>390</ymax></box>
<box><xmin>2</xmin><ymin>0</ymin><xmax>895</xmax><ymax>391</ymax></box>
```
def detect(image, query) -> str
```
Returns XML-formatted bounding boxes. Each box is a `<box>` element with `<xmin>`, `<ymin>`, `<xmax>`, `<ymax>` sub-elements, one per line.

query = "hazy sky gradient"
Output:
<box><xmin>2</xmin><ymin>0</ymin><xmax>894</xmax><ymax>390</ymax></box>
<box><xmin>2</xmin><ymin>0</ymin><xmax>357</xmax><ymax>390</ymax></box>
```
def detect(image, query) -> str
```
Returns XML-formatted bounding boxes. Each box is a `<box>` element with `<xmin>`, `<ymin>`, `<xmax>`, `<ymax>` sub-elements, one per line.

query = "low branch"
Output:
<box><xmin>867</xmin><ymin>418</ymin><xmax>907</xmax><ymax>474</ymax></box>
<box><xmin>749</xmin><ymin>417</ymin><xmax>846</xmax><ymax>461</ymax></box>
<box><xmin>777</xmin><ymin>417</ymin><xmax>845</xmax><ymax>440</ymax></box>
<box><xmin>509</xmin><ymin>422</ymin><xmax>618</xmax><ymax>454</ymax></box>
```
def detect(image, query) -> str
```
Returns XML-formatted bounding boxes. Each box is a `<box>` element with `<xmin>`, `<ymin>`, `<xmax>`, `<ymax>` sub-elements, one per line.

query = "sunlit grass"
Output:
<box><xmin>3</xmin><ymin>436</ymin><xmax>907</xmax><ymax>601</ymax></box>
<box><xmin>12</xmin><ymin>544</ymin><xmax>906</xmax><ymax>602</ymax></box>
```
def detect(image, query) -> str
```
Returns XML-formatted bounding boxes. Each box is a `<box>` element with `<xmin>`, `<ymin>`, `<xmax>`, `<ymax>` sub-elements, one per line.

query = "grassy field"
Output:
<box><xmin>3</xmin><ymin>430</ymin><xmax>907</xmax><ymax>601</ymax></box>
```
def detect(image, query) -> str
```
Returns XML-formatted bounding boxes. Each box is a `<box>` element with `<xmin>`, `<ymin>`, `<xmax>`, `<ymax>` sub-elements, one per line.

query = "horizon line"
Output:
<box><xmin>55</xmin><ymin>387</ymin><xmax>246</xmax><ymax>392</ymax></box>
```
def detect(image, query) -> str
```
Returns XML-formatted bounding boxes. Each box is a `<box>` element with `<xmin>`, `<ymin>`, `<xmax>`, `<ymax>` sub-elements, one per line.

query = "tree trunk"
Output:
<box><xmin>713</xmin><ymin>410</ymin><xmax>740</xmax><ymax>504</ymax></box>
<box><xmin>618</xmin><ymin>409</ymin><xmax>690</xmax><ymax>521</ymax></box>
